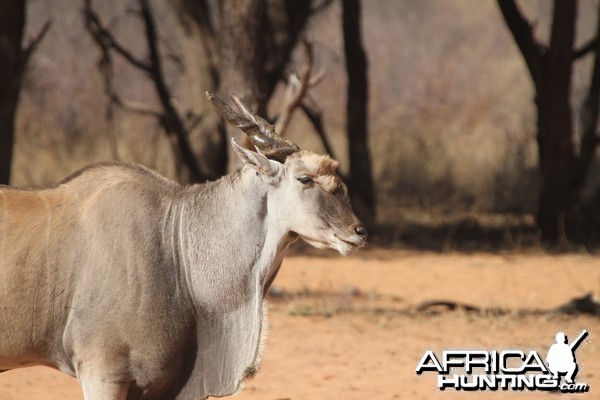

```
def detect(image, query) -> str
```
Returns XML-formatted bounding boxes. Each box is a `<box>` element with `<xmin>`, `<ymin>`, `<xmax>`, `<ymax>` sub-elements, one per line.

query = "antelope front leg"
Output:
<box><xmin>78</xmin><ymin>367</ymin><xmax>130</xmax><ymax>400</ymax></box>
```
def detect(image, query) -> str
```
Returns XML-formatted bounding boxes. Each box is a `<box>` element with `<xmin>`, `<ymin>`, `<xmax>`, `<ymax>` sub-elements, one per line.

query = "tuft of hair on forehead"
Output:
<box><xmin>287</xmin><ymin>150</ymin><xmax>348</xmax><ymax>195</ymax></box>
<box><xmin>288</xmin><ymin>150</ymin><xmax>339</xmax><ymax>174</ymax></box>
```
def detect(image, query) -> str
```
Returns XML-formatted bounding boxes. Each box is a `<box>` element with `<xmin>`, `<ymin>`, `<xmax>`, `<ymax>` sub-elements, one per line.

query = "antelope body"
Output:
<box><xmin>0</xmin><ymin>93</ymin><xmax>366</xmax><ymax>400</ymax></box>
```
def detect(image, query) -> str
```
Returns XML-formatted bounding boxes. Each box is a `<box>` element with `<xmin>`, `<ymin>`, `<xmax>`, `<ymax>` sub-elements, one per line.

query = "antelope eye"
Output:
<box><xmin>296</xmin><ymin>176</ymin><xmax>313</xmax><ymax>184</ymax></box>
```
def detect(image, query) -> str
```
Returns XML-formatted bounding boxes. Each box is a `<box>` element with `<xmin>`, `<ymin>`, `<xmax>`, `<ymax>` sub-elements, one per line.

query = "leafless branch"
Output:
<box><xmin>84</xmin><ymin>2</ymin><xmax>151</xmax><ymax>71</ymax></box>
<box><xmin>111</xmin><ymin>95</ymin><xmax>162</xmax><ymax>117</ymax></box>
<box><xmin>22</xmin><ymin>20</ymin><xmax>51</xmax><ymax>65</ymax></box>
<box><xmin>574</xmin><ymin>37</ymin><xmax>598</xmax><ymax>60</ymax></box>
<box><xmin>137</xmin><ymin>0</ymin><xmax>205</xmax><ymax>181</ymax></box>
<box><xmin>300</xmin><ymin>96</ymin><xmax>337</xmax><ymax>161</ymax></box>
<box><xmin>274</xmin><ymin>39</ymin><xmax>320</xmax><ymax>134</ymax></box>
<box><xmin>185</xmin><ymin>111</ymin><xmax>205</xmax><ymax>132</ymax></box>
<box><xmin>84</xmin><ymin>0</ymin><xmax>206</xmax><ymax>182</ymax></box>
<box><xmin>264</xmin><ymin>2</ymin><xmax>314</xmax><ymax>100</ymax></box>
<box><xmin>496</xmin><ymin>0</ymin><xmax>546</xmax><ymax>91</ymax></box>
<box><xmin>9</xmin><ymin>20</ymin><xmax>52</xmax><ymax>100</ymax></box>
<box><xmin>85</xmin><ymin>1</ymin><xmax>121</xmax><ymax>159</ymax></box>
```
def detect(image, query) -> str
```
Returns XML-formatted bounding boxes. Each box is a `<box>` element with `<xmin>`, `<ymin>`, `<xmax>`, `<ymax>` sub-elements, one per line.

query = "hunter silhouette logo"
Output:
<box><xmin>546</xmin><ymin>330</ymin><xmax>588</xmax><ymax>385</ymax></box>
<box><xmin>416</xmin><ymin>330</ymin><xmax>589</xmax><ymax>393</ymax></box>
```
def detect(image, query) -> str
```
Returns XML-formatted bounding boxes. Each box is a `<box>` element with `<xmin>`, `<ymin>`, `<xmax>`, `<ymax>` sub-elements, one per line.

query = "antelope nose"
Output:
<box><xmin>354</xmin><ymin>224</ymin><xmax>367</xmax><ymax>237</ymax></box>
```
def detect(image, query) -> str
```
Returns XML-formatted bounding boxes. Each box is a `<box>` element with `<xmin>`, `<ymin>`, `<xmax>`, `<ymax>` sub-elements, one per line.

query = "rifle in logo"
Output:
<box><xmin>546</xmin><ymin>329</ymin><xmax>588</xmax><ymax>384</ymax></box>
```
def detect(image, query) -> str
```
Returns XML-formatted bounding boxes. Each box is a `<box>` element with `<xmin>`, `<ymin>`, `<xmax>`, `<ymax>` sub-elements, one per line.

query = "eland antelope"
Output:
<box><xmin>0</xmin><ymin>92</ymin><xmax>366</xmax><ymax>400</ymax></box>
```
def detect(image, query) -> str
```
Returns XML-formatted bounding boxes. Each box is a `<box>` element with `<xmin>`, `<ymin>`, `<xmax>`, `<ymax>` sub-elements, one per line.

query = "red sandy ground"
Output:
<box><xmin>1</xmin><ymin>250</ymin><xmax>599</xmax><ymax>399</ymax></box>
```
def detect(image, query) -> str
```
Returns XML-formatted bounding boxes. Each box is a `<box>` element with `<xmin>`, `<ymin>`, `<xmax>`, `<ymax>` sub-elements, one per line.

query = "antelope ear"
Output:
<box><xmin>231</xmin><ymin>138</ymin><xmax>281</xmax><ymax>177</ymax></box>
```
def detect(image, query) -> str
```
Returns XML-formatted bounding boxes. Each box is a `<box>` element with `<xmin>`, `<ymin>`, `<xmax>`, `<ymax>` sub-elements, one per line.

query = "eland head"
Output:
<box><xmin>207</xmin><ymin>92</ymin><xmax>367</xmax><ymax>256</ymax></box>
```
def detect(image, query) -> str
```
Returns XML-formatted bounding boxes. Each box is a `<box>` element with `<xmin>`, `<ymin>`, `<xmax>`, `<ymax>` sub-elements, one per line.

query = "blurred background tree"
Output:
<box><xmin>0</xmin><ymin>0</ymin><xmax>48</xmax><ymax>184</ymax></box>
<box><xmin>498</xmin><ymin>0</ymin><xmax>600</xmax><ymax>244</ymax></box>
<box><xmin>3</xmin><ymin>0</ymin><xmax>600</xmax><ymax>248</ymax></box>
<box><xmin>342</xmin><ymin>0</ymin><xmax>375</xmax><ymax>226</ymax></box>
<box><xmin>0</xmin><ymin>0</ymin><xmax>24</xmax><ymax>185</ymax></box>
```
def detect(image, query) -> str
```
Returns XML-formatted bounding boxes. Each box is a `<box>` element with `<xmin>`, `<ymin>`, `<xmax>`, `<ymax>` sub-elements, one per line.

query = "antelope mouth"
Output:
<box><xmin>296</xmin><ymin>230</ymin><xmax>365</xmax><ymax>256</ymax></box>
<box><xmin>333</xmin><ymin>234</ymin><xmax>365</xmax><ymax>256</ymax></box>
<box><xmin>335</xmin><ymin>234</ymin><xmax>366</xmax><ymax>248</ymax></box>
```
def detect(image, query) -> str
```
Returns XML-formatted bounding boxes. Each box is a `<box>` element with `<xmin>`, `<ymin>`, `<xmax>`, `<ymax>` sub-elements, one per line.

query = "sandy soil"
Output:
<box><xmin>1</xmin><ymin>250</ymin><xmax>599</xmax><ymax>399</ymax></box>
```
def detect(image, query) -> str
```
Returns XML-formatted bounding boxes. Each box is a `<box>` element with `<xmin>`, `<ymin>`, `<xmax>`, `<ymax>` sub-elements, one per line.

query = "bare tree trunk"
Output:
<box><xmin>569</xmin><ymin>4</ymin><xmax>600</xmax><ymax>239</ymax></box>
<box><xmin>219</xmin><ymin>0</ymin><xmax>268</xmax><ymax>171</ymax></box>
<box><xmin>536</xmin><ymin>0</ymin><xmax>577</xmax><ymax>242</ymax></box>
<box><xmin>0</xmin><ymin>0</ymin><xmax>25</xmax><ymax>185</ymax></box>
<box><xmin>575</xmin><ymin>5</ymin><xmax>600</xmax><ymax>191</ymax></box>
<box><xmin>264</xmin><ymin>1</ymin><xmax>314</xmax><ymax>98</ymax></box>
<box><xmin>497</xmin><ymin>0</ymin><xmax>577</xmax><ymax>243</ymax></box>
<box><xmin>342</xmin><ymin>0</ymin><xmax>375</xmax><ymax>226</ymax></box>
